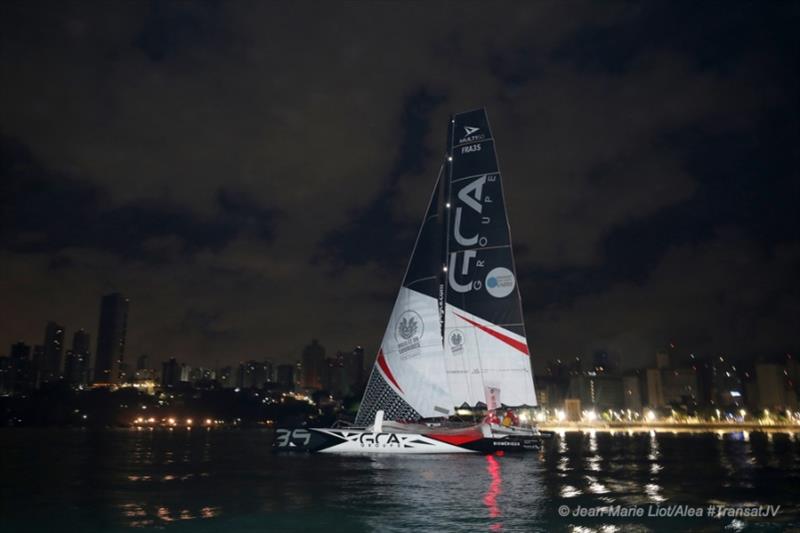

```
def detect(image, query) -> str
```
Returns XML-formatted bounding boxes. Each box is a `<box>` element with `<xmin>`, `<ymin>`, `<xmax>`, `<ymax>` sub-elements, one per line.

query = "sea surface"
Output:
<box><xmin>1</xmin><ymin>428</ymin><xmax>799</xmax><ymax>532</ymax></box>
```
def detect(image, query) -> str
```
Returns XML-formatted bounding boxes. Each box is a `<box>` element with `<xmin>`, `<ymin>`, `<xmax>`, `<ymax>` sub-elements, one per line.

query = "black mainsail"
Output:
<box><xmin>443</xmin><ymin>109</ymin><xmax>536</xmax><ymax>408</ymax></box>
<box><xmin>356</xmin><ymin>109</ymin><xmax>536</xmax><ymax>426</ymax></box>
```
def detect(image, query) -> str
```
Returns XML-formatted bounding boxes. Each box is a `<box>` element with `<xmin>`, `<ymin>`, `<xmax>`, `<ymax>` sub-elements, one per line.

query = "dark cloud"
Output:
<box><xmin>0</xmin><ymin>1</ymin><xmax>796</xmax><ymax>369</ymax></box>
<box><xmin>0</xmin><ymin>135</ymin><xmax>280</xmax><ymax>261</ymax></box>
<box><xmin>316</xmin><ymin>87</ymin><xmax>446</xmax><ymax>270</ymax></box>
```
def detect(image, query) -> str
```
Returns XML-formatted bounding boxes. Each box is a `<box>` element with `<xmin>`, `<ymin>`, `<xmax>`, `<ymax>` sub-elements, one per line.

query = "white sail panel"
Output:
<box><xmin>444</xmin><ymin>304</ymin><xmax>536</xmax><ymax>407</ymax></box>
<box><xmin>367</xmin><ymin>286</ymin><xmax>453</xmax><ymax>420</ymax></box>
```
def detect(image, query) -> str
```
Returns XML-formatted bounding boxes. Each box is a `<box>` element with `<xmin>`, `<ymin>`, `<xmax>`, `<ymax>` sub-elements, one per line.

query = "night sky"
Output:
<box><xmin>1</xmin><ymin>2</ymin><xmax>797</xmax><ymax>371</ymax></box>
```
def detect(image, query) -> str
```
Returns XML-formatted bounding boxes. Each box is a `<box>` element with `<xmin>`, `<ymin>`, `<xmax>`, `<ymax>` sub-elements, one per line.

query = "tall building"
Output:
<box><xmin>41</xmin><ymin>321</ymin><xmax>65</xmax><ymax>383</ymax></box>
<box><xmin>568</xmin><ymin>373</ymin><xmax>624</xmax><ymax>411</ymax></box>
<box><xmin>277</xmin><ymin>364</ymin><xmax>295</xmax><ymax>391</ymax></box>
<box><xmin>236</xmin><ymin>360</ymin><xmax>269</xmax><ymax>389</ymax></box>
<box><xmin>94</xmin><ymin>293</ymin><xmax>129</xmax><ymax>385</ymax></box>
<box><xmin>347</xmin><ymin>346</ymin><xmax>366</xmax><ymax>394</ymax></box>
<box><xmin>162</xmin><ymin>358</ymin><xmax>180</xmax><ymax>388</ymax></box>
<box><xmin>645</xmin><ymin>368</ymin><xmax>665</xmax><ymax>408</ymax></box>
<box><xmin>622</xmin><ymin>374</ymin><xmax>643</xmax><ymax>411</ymax></box>
<box><xmin>218</xmin><ymin>366</ymin><xmax>234</xmax><ymax>388</ymax></box>
<box><xmin>4</xmin><ymin>342</ymin><xmax>33</xmax><ymax>394</ymax></box>
<box><xmin>132</xmin><ymin>354</ymin><xmax>157</xmax><ymax>383</ymax></box>
<box><xmin>65</xmin><ymin>329</ymin><xmax>91</xmax><ymax>386</ymax></box>
<box><xmin>31</xmin><ymin>345</ymin><xmax>44</xmax><ymax>388</ymax></box>
<box><xmin>322</xmin><ymin>353</ymin><xmax>347</xmax><ymax>395</ymax></box>
<box><xmin>756</xmin><ymin>363</ymin><xmax>797</xmax><ymax>410</ymax></box>
<box><xmin>301</xmin><ymin>339</ymin><xmax>325</xmax><ymax>389</ymax></box>
<box><xmin>661</xmin><ymin>368</ymin><xmax>699</xmax><ymax>411</ymax></box>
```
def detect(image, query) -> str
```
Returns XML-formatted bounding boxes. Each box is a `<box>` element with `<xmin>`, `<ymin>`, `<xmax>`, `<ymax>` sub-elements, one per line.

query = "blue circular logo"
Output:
<box><xmin>487</xmin><ymin>277</ymin><xmax>498</xmax><ymax>288</ymax></box>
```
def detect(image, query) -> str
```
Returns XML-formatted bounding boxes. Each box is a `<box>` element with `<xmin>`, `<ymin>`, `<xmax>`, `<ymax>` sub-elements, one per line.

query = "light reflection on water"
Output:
<box><xmin>0</xmin><ymin>429</ymin><xmax>798</xmax><ymax>531</ymax></box>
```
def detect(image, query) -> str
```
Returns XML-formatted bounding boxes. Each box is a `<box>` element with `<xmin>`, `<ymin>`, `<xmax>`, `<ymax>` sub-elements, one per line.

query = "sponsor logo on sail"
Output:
<box><xmin>449</xmin><ymin>329</ymin><xmax>465</xmax><ymax>354</ymax></box>
<box><xmin>395</xmin><ymin>310</ymin><xmax>423</xmax><ymax>356</ymax></box>
<box><xmin>458</xmin><ymin>125</ymin><xmax>486</xmax><ymax>145</ymax></box>
<box><xmin>485</xmin><ymin>267</ymin><xmax>515</xmax><ymax>298</ymax></box>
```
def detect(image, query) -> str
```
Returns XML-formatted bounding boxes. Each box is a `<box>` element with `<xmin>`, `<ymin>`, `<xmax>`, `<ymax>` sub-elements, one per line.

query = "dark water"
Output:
<box><xmin>2</xmin><ymin>429</ymin><xmax>799</xmax><ymax>532</ymax></box>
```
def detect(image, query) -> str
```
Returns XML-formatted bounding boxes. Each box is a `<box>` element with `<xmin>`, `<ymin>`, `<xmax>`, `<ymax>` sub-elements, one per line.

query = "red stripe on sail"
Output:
<box><xmin>454</xmin><ymin>313</ymin><xmax>529</xmax><ymax>355</ymax></box>
<box><xmin>376</xmin><ymin>349</ymin><xmax>403</xmax><ymax>393</ymax></box>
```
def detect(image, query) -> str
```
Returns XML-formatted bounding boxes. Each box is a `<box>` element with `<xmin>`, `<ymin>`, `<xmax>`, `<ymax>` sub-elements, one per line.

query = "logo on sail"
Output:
<box><xmin>458</xmin><ymin>125</ymin><xmax>485</xmax><ymax>145</ymax></box>
<box><xmin>395</xmin><ymin>310</ymin><xmax>424</xmax><ymax>356</ymax></box>
<box><xmin>449</xmin><ymin>329</ymin><xmax>465</xmax><ymax>354</ymax></box>
<box><xmin>485</xmin><ymin>267</ymin><xmax>515</xmax><ymax>298</ymax></box>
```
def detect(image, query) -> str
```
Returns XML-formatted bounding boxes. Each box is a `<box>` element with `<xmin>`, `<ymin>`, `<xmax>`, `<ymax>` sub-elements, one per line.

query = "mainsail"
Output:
<box><xmin>356</xmin><ymin>109</ymin><xmax>536</xmax><ymax>425</ymax></box>
<box><xmin>443</xmin><ymin>109</ymin><xmax>536</xmax><ymax>408</ymax></box>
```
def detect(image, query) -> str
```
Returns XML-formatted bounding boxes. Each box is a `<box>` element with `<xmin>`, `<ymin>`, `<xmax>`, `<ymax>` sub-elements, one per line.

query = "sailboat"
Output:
<box><xmin>274</xmin><ymin>108</ymin><xmax>543</xmax><ymax>453</ymax></box>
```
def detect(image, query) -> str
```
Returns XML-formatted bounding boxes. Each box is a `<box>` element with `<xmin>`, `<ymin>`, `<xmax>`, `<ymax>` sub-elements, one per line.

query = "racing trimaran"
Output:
<box><xmin>274</xmin><ymin>108</ymin><xmax>544</xmax><ymax>453</ymax></box>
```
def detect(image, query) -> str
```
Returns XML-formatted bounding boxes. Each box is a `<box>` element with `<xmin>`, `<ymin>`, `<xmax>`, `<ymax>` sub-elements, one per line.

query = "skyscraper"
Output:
<box><xmin>301</xmin><ymin>339</ymin><xmax>325</xmax><ymax>389</ymax></box>
<box><xmin>94</xmin><ymin>293</ymin><xmax>129</xmax><ymax>385</ymax></box>
<box><xmin>64</xmin><ymin>329</ymin><xmax>91</xmax><ymax>386</ymax></box>
<box><xmin>41</xmin><ymin>321</ymin><xmax>65</xmax><ymax>383</ymax></box>
<box><xmin>277</xmin><ymin>364</ymin><xmax>295</xmax><ymax>391</ymax></box>
<box><xmin>5</xmin><ymin>342</ymin><xmax>33</xmax><ymax>394</ymax></box>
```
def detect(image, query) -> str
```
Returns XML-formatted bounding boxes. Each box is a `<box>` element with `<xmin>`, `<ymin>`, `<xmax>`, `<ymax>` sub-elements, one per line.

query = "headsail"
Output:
<box><xmin>355</xmin><ymin>170</ymin><xmax>453</xmax><ymax>425</ymax></box>
<box><xmin>443</xmin><ymin>109</ymin><xmax>536</xmax><ymax>408</ymax></box>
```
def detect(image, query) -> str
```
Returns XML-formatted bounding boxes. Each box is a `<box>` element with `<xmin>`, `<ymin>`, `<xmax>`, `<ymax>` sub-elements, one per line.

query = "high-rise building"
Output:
<box><xmin>322</xmin><ymin>353</ymin><xmax>347</xmax><ymax>395</ymax></box>
<box><xmin>41</xmin><ymin>321</ymin><xmax>65</xmax><ymax>383</ymax></box>
<box><xmin>301</xmin><ymin>339</ymin><xmax>325</xmax><ymax>389</ymax></box>
<box><xmin>236</xmin><ymin>360</ymin><xmax>269</xmax><ymax>389</ymax></box>
<box><xmin>94</xmin><ymin>293</ymin><xmax>129</xmax><ymax>385</ymax></box>
<box><xmin>31</xmin><ymin>345</ymin><xmax>44</xmax><ymax>388</ymax></box>
<box><xmin>218</xmin><ymin>366</ymin><xmax>234</xmax><ymax>388</ymax></box>
<box><xmin>348</xmin><ymin>346</ymin><xmax>366</xmax><ymax>393</ymax></box>
<box><xmin>162</xmin><ymin>358</ymin><xmax>180</xmax><ymax>388</ymax></box>
<box><xmin>65</xmin><ymin>329</ymin><xmax>91</xmax><ymax>386</ymax></box>
<box><xmin>4</xmin><ymin>342</ymin><xmax>33</xmax><ymax>394</ymax></box>
<box><xmin>277</xmin><ymin>364</ymin><xmax>295</xmax><ymax>391</ymax></box>
<box><xmin>645</xmin><ymin>368</ymin><xmax>664</xmax><ymax>408</ymax></box>
<box><xmin>264</xmin><ymin>359</ymin><xmax>274</xmax><ymax>383</ymax></box>
<box><xmin>622</xmin><ymin>374</ymin><xmax>643</xmax><ymax>411</ymax></box>
<box><xmin>756</xmin><ymin>363</ymin><xmax>797</xmax><ymax>410</ymax></box>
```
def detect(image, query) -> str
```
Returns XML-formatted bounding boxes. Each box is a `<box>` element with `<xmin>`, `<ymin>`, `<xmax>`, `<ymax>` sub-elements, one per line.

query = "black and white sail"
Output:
<box><xmin>442</xmin><ymin>109</ymin><xmax>536</xmax><ymax>408</ymax></box>
<box><xmin>356</xmin><ymin>109</ymin><xmax>536</xmax><ymax>425</ymax></box>
<box><xmin>355</xmin><ymin>170</ymin><xmax>452</xmax><ymax>426</ymax></box>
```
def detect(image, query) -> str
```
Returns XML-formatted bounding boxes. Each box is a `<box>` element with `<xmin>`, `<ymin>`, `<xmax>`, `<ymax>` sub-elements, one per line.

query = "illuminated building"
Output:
<box><xmin>64</xmin><ymin>329</ymin><xmax>91</xmax><ymax>386</ymax></box>
<box><xmin>41</xmin><ymin>321</ymin><xmax>64</xmax><ymax>383</ymax></box>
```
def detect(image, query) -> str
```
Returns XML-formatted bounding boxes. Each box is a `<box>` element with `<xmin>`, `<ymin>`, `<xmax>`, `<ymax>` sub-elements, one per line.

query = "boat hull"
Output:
<box><xmin>273</xmin><ymin>427</ymin><xmax>542</xmax><ymax>454</ymax></box>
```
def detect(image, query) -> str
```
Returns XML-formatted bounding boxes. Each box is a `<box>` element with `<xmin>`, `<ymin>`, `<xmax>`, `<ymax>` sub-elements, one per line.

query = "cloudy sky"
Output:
<box><xmin>1</xmin><ymin>1</ymin><xmax>797</xmax><ymax>370</ymax></box>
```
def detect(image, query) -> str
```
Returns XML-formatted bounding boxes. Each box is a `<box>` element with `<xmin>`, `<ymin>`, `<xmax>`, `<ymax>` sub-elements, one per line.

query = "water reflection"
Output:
<box><xmin>2</xmin><ymin>429</ymin><xmax>800</xmax><ymax>531</ymax></box>
<box><xmin>483</xmin><ymin>455</ymin><xmax>503</xmax><ymax>531</ymax></box>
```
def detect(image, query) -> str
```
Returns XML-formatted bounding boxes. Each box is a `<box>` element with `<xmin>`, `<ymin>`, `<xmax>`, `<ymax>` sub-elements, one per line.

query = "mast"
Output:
<box><xmin>442</xmin><ymin>108</ymin><xmax>537</xmax><ymax>408</ymax></box>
